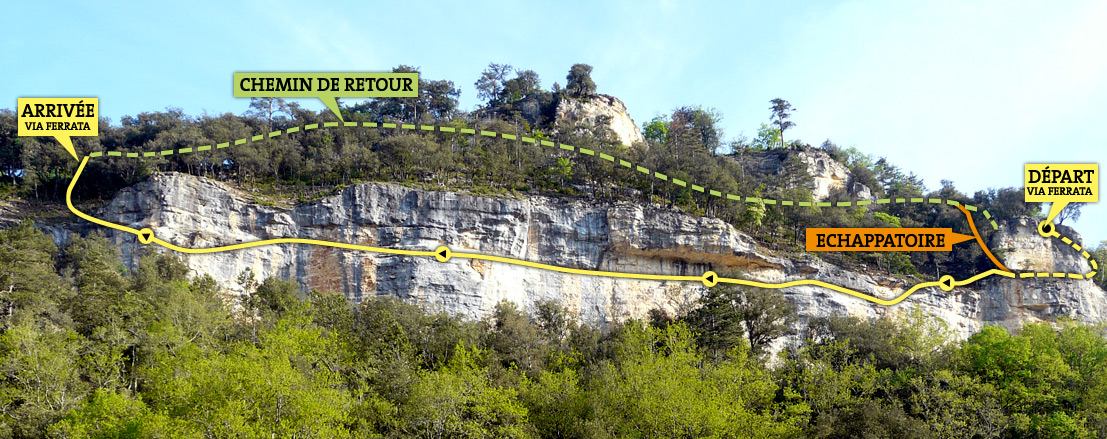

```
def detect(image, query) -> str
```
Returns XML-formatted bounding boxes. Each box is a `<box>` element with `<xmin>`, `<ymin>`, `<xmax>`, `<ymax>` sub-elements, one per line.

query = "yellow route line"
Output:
<box><xmin>718</xmin><ymin>277</ymin><xmax>944</xmax><ymax>306</ymax></box>
<box><xmin>66</xmin><ymin>156</ymin><xmax>1097</xmax><ymax>306</ymax></box>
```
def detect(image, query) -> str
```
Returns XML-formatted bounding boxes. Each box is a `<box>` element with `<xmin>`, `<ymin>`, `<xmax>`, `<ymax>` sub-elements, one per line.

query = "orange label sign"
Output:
<box><xmin>806</xmin><ymin>228</ymin><xmax>975</xmax><ymax>252</ymax></box>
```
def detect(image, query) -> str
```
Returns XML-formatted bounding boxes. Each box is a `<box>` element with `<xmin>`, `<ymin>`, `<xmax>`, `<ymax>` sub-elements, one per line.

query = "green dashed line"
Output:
<box><xmin>79</xmin><ymin>122</ymin><xmax>1002</xmax><ymax>228</ymax></box>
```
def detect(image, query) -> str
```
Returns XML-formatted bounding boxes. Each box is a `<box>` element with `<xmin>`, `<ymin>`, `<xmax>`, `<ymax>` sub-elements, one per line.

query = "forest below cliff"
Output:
<box><xmin>3</xmin><ymin>222</ymin><xmax>1107</xmax><ymax>438</ymax></box>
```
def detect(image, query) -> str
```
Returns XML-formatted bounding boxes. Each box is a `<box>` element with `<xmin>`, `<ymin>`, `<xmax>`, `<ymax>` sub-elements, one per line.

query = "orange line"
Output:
<box><xmin>957</xmin><ymin>204</ymin><xmax>1011</xmax><ymax>272</ymax></box>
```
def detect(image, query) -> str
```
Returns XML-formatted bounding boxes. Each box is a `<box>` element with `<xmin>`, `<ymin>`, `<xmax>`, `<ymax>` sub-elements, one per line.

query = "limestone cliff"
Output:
<box><xmin>57</xmin><ymin>173</ymin><xmax>1106</xmax><ymax>337</ymax></box>
<box><xmin>555</xmin><ymin>94</ymin><xmax>645</xmax><ymax>147</ymax></box>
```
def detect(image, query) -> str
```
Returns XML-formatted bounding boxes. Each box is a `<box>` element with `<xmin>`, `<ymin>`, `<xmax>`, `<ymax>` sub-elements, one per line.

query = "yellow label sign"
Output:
<box><xmin>1024</xmin><ymin>163</ymin><xmax>1098</xmax><ymax>227</ymax></box>
<box><xmin>17</xmin><ymin>97</ymin><xmax>99</xmax><ymax>159</ymax></box>
<box><xmin>233</xmin><ymin>72</ymin><xmax>419</xmax><ymax>121</ymax></box>
<box><xmin>1024</xmin><ymin>163</ymin><xmax>1098</xmax><ymax>202</ymax></box>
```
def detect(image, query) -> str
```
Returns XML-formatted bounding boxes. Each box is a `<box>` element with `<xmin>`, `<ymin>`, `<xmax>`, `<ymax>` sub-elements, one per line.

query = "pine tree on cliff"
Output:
<box><xmin>769</xmin><ymin>98</ymin><xmax>795</xmax><ymax>150</ymax></box>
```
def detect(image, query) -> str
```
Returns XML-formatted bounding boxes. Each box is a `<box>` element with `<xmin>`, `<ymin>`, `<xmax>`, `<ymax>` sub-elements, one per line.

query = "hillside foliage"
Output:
<box><xmin>0</xmin><ymin>223</ymin><xmax>1105</xmax><ymax>438</ymax></box>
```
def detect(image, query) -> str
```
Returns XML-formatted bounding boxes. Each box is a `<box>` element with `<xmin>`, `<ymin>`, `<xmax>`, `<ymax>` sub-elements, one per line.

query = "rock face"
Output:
<box><xmin>981</xmin><ymin>217</ymin><xmax>1105</xmax><ymax>327</ymax></box>
<box><xmin>555</xmin><ymin>94</ymin><xmax>644</xmax><ymax>147</ymax></box>
<box><xmin>70</xmin><ymin>173</ymin><xmax>1107</xmax><ymax>336</ymax></box>
<box><xmin>792</xmin><ymin>149</ymin><xmax>875</xmax><ymax>201</ymax></box>
<box><xmin>731</xmin><ymin>148</ymin><xmax>874</xmax><ymax>201</ymax></box>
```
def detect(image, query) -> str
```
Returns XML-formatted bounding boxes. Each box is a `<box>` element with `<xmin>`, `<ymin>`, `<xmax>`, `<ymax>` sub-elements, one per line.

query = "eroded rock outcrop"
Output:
<box><xmin>555</xmin><ymin>94</ymin><xmax>644</xmax><ymax>147</ymax></box>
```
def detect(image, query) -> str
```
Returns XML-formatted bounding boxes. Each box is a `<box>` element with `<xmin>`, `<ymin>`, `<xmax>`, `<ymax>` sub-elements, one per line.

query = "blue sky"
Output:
<box><xmin>4</xmin><ymin>0</ymin><xmax>1106</xmax><ymax>245</ymax></box>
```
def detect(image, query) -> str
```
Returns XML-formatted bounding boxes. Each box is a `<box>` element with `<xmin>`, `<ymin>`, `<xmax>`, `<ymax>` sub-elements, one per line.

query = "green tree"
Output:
<box><xmin>48</xmin><ymin>389</ymin><xmax>195</xmax><ymax>439</ymax></box>
<box><xmin>396</xmin><ymin>344</ymin><xmax>533</xmax><ymax>438</ymax></box>
<box><xmin>250</xmin><ymin>277</ymin><xmax>302</xmax><ymax>320</ymax></box>
<box><xmin>0</xmin><ymin>321</ymin><xmax>88</xmax><ymax>438</ymax></box>
<box><xmin>0</xmin><ymin>221</ymin><xmax>70</xmax><ymax>329</ymax></box>
<box><xmin>769</xmin><ymin>98</ymin><xmax>796</xmax><ymax>150</ymax></box>
<box><xmin>484</xmin><ymin>301</ymin><xmax>546</xmax><ymax>374</ymax></box>
<box><xmin>246</xmin><ymin>97</ymin><xmax>290</xmax><ymax>129</ymax></box>
<box><xmin>641</xmin><ymin>115</ymin><xmax>669</xmax><ymax>144</ymax></box>
<box><xmin>564</xmin><ymin>63</ymin><xmax>597</xmax><ymax>99</ymax></box>
<box><xmin>588</xmin><ymin>322</ymin><xmax>798</xmax><ymax>437</ymax></box>
<box><xmin>140</xmin><ymin>315</ymin><xmax>355</xmax><ymax>438</ymax></box>
<box><xmin>735</xmin><ymin>286</ymin><xmax>796</xmax><ymax>356</ymax></box>
<box><xmin>684</xmin><ymin>285</ymin><xmax>745</xmax><ymax>361</ymax></box>
<box><xmin>475</xmin><ymin>63</ymin><xmax>513</xmax><ymax>106</ymax></box>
